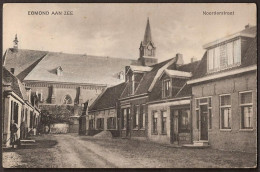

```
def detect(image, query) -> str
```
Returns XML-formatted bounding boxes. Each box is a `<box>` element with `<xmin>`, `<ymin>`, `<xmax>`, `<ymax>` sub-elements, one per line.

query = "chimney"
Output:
<box><xmin>176</xmin><ymin>53</ymin><xmax>184</xmax><ymax>66</ymax></box>
<box><xmin>10</xmin><ymin>68</ymin><xmax>15</xmax><ymax>75</ymax></box>
<box><xmin>191</xmin><ymin>57</ymin><xmax>197</xmax><ymax>63</ymax></box>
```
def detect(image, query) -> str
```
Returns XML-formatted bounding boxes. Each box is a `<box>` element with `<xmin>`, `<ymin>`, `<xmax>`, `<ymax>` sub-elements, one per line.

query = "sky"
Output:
<box><xmin>3</xmin><ymin>3</ymin><xmax>256</xmax><ymax>63</ymax></box>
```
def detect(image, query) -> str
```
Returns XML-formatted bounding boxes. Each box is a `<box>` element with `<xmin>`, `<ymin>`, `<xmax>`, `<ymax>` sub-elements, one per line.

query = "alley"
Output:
<box><xmin>3</xmin><ymin>134</ymin><xmax>257</xmax><ymax>168</ymax></box>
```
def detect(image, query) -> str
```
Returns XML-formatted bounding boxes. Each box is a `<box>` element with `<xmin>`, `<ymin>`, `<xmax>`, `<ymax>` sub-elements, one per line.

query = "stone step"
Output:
<box><xmin>20</xmin><ymin>139</ymin><xmax>36</xmax><ymax>143</ymax></box>
<box><xmin>193</xmin><ymin>140</ymin><xmax>209</xmax><ymax>146</ymax></box>
<box><xmin>182</xmin><ymin>144</ymin><xmax>210</xmax><ymax>149</ymax></box>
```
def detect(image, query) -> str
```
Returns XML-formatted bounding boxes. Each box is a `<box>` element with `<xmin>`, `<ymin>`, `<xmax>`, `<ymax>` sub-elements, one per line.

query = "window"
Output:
<box><xmin>207</xmin><ymin>39</ymin><xmax>241</xmax><ymax>72</ymax></box>
<box><xmin>240</xmin><ymin>92</ymin><xmax>253</xmax><ymax>129</ymax></box>
<box><xmin>162</xmin><ymin>79</ymin><xmax>171</xmax><ymax>98</ymax></box>
<box><xmin>152</xmin><ymin>112</ymin><xmax>158</xmax><ymax>134</ymax></box>
<box><xmin>133</xmin><ymin>105</ymin><xmax>139</xmax><ymax>129</ymax></box>
<box><xmin>140</xmin><ymin>105</ymin><xmax>145</xmax><ymax>129</ymax></box>
<box><xmin>208</xmin><ymin>97</ymin><xmax>212</xmax><ymax>129</ymax></box>
<box><xmin>161</xmin><ymin>111</ymin><xmax>167</xmax><ymax>134</ymax></box>
<box><xmin>89</xmin><ymin>119</ymin><xmax>94</xmax><ymax>129</ymax></box>
<box><xmin>220</xmin><ymin>95</ymin><xmax>231</xmax><ymax>129</ymax></box>
<box><xmin>63</xmin><ymin>95</ymin><xmax>72</xmax><ymax>104</ymax></box>
<box><xmin>96</xmin><ymin>118</ymin><xmax>104</xmax><ymax>130</ymax></box>
<box><xmin>107</xmin><ymin>117</ymin><xmax>116</xmax><ymax>129</ymax></box>
<box><xmin>179</xmin><ymin>109</ymin><xmax>190</xmax><ymax>133</ymax></box>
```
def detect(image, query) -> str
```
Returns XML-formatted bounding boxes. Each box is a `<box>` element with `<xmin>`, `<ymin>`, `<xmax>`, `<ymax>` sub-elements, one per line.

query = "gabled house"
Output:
<box><xmin>87</xmin><ymin>83</ymin><xmax>127</xmax><ymax>136</ymax></box>
<box><xmin>147</xmin><ymin>58</ymin><xmax>200</xmax><ymax>145</ymax></box>
<box><xmin>119</xmin><ymin>57</ymin><xmax>179</xmax><ymax>138</ymax></box>
<box><xmin>187</xmin><ymin>25</ymin><xmax>257</xmax><ymax>153</ymax></box>
<box><xmin>2</xmin><ymin>67</ymin><xmax>41</xmax><ymax>147</ymax></box>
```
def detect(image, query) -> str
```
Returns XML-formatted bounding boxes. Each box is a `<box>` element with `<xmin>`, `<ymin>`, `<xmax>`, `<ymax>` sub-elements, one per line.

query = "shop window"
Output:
<box><xmin>240</xmin><ymin>92</ymin><xmax>253</xmax><ymax>129</ymax></box>
<box><xmin>161</xmin><ymin>111</ymin><xmax>167</xmax><ymax>134</ymax></box>
<box><xmin>179</xmin><ymin>109</ymin><xmax>191</xmax><ymax>133</ymax></box>
<box><xmin>220</xmin><ymin>95</ymin><xmax>231</xmax><ymax>129</ymax></box>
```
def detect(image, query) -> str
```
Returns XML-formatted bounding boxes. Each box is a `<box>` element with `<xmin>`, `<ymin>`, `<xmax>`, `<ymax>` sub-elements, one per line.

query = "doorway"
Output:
<box><xmin>200</xmin><ymin>105</ymin><xmax>208</xmax><ymax>140</ymax></box>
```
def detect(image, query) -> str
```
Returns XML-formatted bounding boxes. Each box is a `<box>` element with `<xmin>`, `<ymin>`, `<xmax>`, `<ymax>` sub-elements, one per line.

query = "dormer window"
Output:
<box><xmin>207</xmin><ymin>38</ymin><xmax>241</xmax><ymax>72</ymax></box>
<box><xmin>162</xmin><ymin>79</ymin><xmax>171</xmax><ymax>98</ymax></box>
<box><xmin>57</xmin><ymin>66</ymin><xmax>63</xmax><ymax>76</ymax></box>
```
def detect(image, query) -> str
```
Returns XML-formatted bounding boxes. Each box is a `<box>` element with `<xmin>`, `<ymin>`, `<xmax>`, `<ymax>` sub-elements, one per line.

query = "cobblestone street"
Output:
<box><xmin>3</xmin><ymin>134</ymin><xmax>257</xmax><ymax>168</ymax></box>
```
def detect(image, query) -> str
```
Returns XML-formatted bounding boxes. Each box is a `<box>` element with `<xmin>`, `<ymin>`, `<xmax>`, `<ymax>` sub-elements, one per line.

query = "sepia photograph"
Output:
<box><xmin>2</xmin><ymin>3</ymin><xmax>257</xmax><ymax>168</ymax></box>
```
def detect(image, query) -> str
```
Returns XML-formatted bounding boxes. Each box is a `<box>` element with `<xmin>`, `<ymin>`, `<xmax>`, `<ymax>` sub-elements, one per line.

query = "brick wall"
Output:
<box><xmin>192</xmin><ymin>71</ymin><xmax>257</xmax><ymax>153</ymax></box>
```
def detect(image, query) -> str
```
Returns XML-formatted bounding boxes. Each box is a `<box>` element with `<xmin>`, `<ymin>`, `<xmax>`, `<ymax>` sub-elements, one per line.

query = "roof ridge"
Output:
<box><xmin>148</xmin><ymin>57</ymin><xmax>177</xmax><ymax>92</ymax></box>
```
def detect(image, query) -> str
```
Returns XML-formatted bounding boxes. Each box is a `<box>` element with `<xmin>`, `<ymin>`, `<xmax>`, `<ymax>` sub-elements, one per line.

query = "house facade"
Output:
<box><xmin>147</xmin><ymin>59</ymin><xmax>199</xmax><ymax>145</ymax></box>
<box><xmin>87</xmin><ymin>83</ymin><xmax>126</xmax><ymax>136</ymax></box>
<box><xmin>187</xmin><ymin>25</ymin><xmax>257</xmax><ymax>153</ymax></box>
<box><xmin>3</xmin><ymin>67</ymin><xmax>41</xmax><ymax>147</ymax></box>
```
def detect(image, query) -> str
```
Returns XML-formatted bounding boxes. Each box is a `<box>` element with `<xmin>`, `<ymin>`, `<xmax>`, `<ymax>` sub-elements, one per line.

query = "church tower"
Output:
<box><xmin>138</xmin><ymin>18</ymin><xmax>157</xmax><ymax>66</ymax></box>
<box><xmin>13</xmin><ymin>34</ymin><xmax>19</xmax><ymax>50</ymax></box>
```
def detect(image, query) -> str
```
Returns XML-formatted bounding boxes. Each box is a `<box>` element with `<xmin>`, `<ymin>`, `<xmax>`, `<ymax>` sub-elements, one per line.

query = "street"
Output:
<box><xmin>3</xmin><ymin>134</ymin><xmax>257</xmax><ymax>168</ymax></box>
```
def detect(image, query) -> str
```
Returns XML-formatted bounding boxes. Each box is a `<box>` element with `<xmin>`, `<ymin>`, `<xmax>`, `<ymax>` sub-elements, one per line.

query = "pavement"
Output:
<box><xmin>2</xmin><ymin>133</ymin><xmax>257</xmax><ymax>168</ymax></box>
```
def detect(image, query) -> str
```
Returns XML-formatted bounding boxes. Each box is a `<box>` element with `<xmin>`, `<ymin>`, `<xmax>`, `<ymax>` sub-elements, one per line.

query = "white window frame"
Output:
<box><xmin>219</xmin><ymin>94</ymin><xmax>232</xmax><ymax>131</ymax></box>
<box><xmin>239</xmin><ymin>91</ymin><xmax>254</xmax><ymax>131</ymax></box>
<box><xmin>162</xmin><ymin>79</ymin><xmax>171</xmax><ymax>98</ymax></box>
<box><xmin>207</xmin><ymin>38</ymin><xmax>241</xmax><ymax>73</ymax></box>
<box><xmin>195</xmin><ymin>97</ymin><xmax>212</xmax><ymax>131</ymax></box>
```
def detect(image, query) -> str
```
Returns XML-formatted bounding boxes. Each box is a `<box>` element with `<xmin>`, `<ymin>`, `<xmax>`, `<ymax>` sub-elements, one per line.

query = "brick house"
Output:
<box><xmin>147</xmin><ymin>58</ymin><xmax>199</xmax><ymax>145</ymax></box>
<box><xmin>3</xmin><ymin>67</ymin><xmax>41</xmax><ymax>147</ymax></box>
<box><xmin>87</xmin><ymin>83</ymin><xmax>126</xmax><ymax>136</ymax></box>
<box><xmin>187</xmin><ymin>25</ymin><xmax>257</xmax><ymax>153</ymax></box>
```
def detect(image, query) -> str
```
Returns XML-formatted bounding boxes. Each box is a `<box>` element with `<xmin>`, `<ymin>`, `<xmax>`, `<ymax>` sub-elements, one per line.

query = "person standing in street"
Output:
<box><xmin>10</xmin><ymin>120</ymin><xmax>18</xmax><ymax>148</ymax></box>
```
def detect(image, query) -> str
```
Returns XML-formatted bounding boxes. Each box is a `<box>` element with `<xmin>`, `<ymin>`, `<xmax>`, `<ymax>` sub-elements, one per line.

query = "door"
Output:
<box><xmin>170</xmin><ymin>109</ymin><xmax>179</xmax><ymax>144</ymax></box>
<box><xmin>200</xmin><ymin>105</ymin><xmax>208</xmax><ymax>140</ymax></box>
<box><xmin>126</xmin><ymin>108</ymin><xmax>131</xmax><ymax>137</ymax></box>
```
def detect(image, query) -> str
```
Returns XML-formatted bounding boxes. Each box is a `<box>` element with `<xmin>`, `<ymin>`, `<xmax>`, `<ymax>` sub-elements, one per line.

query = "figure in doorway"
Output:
<box><xmin>10</xmin><ymin>120</ymin><xmax>18</xmax><ymax>148</ymax></box>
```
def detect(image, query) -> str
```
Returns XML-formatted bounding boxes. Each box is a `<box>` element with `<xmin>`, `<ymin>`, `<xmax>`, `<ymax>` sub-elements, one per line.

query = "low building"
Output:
<box><xmin>87</xmin><ymin>83</ymin><xmax>127</xmax><ymax>137</ymax></box>
<box><xmin>2</xmin><ymin>67</ymin><xmax>41</xmax><ymax>147</ymax></box>
<box><xmin>187</xmin><ymin>25</ymin><xmax>257</xmax><ymax>153</ymax></box>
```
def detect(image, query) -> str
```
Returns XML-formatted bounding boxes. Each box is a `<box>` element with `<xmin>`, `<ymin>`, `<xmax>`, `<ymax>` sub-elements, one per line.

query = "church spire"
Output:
<box><xmin>13</xmin><ymin>34</ymin><xmax>19</xmax><ymax>49</ymax></box>
<box><xmin>143</xmin><ymin>18</ymin><xmax>152</xmax><ymax>45</ymax></box>
<box><xmin>138</xmin><ymin>18</ymin><xmax>157</xmax><ymax>66</ymax></box>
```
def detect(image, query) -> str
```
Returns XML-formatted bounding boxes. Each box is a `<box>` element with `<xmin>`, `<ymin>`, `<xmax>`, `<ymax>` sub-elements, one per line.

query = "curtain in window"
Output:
<box><xmin>243</xmin><ymin>106</ymin><xmax>252</xmax><ymax>128</ymax></box>
<box><xmin>214</xmin><ymin>47</ymin><xmax>220</xmax><ymax>69</ymax></box>
<box><xmin>222</xmin><ymin>108</ymin><xmax>231</xmax><ymax>128</ymax></box>
<box><xmin>208</xmin><ymin>49</ymin><xmax>214</xmax><ymax>70</ymax></box>
<box><xmin>234</xmin><ymin>39</ymin><xmax>241</xmax><ymax>64</ymax></box>
<box><xmin>227</xmin><ymin>42</ymin><xmax>234</xmax><ymax>66</ymax></box>
<box><xmin>220</xmin><ymin>44</ymin><xmax>227</xmax><ymax>68</ymax></box>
